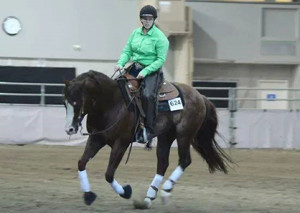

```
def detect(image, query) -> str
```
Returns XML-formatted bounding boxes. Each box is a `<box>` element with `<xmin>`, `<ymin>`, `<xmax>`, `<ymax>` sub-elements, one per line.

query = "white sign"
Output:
<box><xmin>168</xmin><ymin>97</ymin><xmax>184</xmax><ymax>111</ymax></box>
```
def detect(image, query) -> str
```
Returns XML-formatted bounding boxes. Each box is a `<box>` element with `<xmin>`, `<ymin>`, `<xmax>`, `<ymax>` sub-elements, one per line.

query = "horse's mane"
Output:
<box><xmin>64</xmin><ymin>70</ymin><xmax>114</xmax><ymax>97</ymax></box>
<box><xmin>73</xmin><ymin>70</ymin><xmax>111</xmax><ymax>83</ymax></box>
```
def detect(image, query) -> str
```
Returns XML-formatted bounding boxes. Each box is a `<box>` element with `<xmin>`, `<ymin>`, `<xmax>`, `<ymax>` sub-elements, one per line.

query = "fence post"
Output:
<box><xmin>228</xmin><ymin>88</ymin><xmax>237</xmax><ymax>146</ymax></box>
<box><xmin>40</xmin><ymin>85</ymin><xmax>45</xmax><ymax>106</ymax></box>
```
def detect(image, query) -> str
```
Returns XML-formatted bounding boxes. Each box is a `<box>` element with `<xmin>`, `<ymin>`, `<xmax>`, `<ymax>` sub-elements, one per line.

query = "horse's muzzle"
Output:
<box><xmin>65</xmin><ymin>125</ymin><xmax>78</xmax><ymax>135</ymax></box>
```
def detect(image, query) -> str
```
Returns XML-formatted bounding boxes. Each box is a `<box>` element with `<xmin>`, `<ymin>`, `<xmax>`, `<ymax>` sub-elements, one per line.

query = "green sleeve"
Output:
<box><xmin>140</xmin><ymin>37</ymin><xmax>169</xmax><ymax>77</ymax></box>
<box><xmin>117</xmin><ymin>31</ymin><xmax>135</xmax><ymax>67</ymax></box>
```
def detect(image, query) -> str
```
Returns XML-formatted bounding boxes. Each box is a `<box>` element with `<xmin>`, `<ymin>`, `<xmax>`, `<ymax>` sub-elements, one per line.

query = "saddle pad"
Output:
<box><xmin>158</xmin><ymin>84</ymin><xmax>185</xmax><ymax>112</ymax></box>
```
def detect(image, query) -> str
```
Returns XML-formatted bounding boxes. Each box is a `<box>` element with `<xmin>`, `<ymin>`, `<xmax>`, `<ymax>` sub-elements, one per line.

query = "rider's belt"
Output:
<box><xmin>135</xmin><ymin>62</ymin><xmax>145</xmax><ymax>69</ymax></box>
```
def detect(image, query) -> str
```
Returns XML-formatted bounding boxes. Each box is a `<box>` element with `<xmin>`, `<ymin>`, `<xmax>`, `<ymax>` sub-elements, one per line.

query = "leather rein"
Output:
<box><xmin>77</xmin><ymin>69</ymin><xmax>142</xmax><ymax>164</ymax></box>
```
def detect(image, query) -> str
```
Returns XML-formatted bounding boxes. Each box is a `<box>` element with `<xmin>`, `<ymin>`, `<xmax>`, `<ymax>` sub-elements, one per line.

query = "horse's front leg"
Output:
<box><xmin>78</xmin><ymin>136</ymin><xmax>105</xmax><ymax>205</ymax></box>
<box><xmin>134</xmin><ymin>132</ymin><xmax>174</xmax><ymax>209</ymax></box>
<box><xmin>105</xmin><ymin>141</ymin><xmax>132</xmax><ymax>199</ymax></box>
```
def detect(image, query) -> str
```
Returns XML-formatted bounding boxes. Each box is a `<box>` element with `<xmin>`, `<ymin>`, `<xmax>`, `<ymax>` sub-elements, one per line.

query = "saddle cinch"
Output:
<box><xmin>118</xmin><ymin>73</ymin><xmax>185</xmax><ymax>114</ymax></box>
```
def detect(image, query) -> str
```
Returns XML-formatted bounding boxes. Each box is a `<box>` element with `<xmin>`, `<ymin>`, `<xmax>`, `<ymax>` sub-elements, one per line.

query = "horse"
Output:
<box><xmin>63</xmin><ymin>70</ymin><xmax>232</xmax><ymax>208</ymax></box>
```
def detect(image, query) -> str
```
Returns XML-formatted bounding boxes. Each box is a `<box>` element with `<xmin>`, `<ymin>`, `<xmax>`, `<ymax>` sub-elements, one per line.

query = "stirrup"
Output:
<box><xmin>143</xmin><ymin>128</ymin><xmax>148</xmax><ymax>142</ymax></box>
<box><xmin>136</xmin><ymin>127</ymin><xmax>152</xmax><ymax>144</ymax></box>
<box><xmin>136</xmin><ymin>128</ymin><xmax>147</xmax><ymax>144</ymax></box>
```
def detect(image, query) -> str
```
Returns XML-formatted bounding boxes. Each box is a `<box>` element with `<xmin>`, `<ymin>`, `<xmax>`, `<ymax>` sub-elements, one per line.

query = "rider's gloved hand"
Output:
<box><xmin>114</xmin><ymin>65</ymin><xmax>123</xmax><ymax>72</ymax></box>
<box><xmin>137</xmin><ymin>72</ymin><xmax>145</xmax><ymax>79</ymax></box>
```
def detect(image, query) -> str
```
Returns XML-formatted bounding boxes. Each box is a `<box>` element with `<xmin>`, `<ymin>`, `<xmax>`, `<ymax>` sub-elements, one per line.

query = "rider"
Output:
<box><xmin>114</xmin><ymin>5</ymin><xmax>169</xmax><ymax>143</ymax></box>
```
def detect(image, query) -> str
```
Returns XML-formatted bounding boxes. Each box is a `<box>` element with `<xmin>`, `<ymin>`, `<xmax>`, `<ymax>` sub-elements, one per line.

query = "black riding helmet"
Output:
<box><xmin>140</xmin><ymin>5</ymin><xmax>157</xmax><ymax>19</ymax></box>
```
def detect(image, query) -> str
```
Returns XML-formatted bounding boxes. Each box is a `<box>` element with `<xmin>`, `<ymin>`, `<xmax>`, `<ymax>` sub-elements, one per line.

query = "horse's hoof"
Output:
<box><xmin>83</xmin><ymin>191</ymin><xmax>97</xmax><ymax>205</ymax></box>
<box><xmin>120</xmin><ymin>184</ymin><xmax>132</xmax><ymax>199</ymax></box>
<box><xmin>161</xmin><ymin>190</ymin><xmax>171</xmax><ymax>205</ymax></box>
<box><xmin>144</xmin><ymin>197</ymin><xmax>152</xmax><ymax>208</ymax></box>
<box><xmin>133</xmin><ymin>198</ymin><xmax>151</xmax><ymax>209</ymax></box>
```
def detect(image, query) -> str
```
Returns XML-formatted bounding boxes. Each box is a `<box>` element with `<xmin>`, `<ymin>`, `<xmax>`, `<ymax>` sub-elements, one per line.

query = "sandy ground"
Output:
<box><xmin>0</xmin><ymin>144</ymin><xmax>299</xmax><ymax>213</ymax></box>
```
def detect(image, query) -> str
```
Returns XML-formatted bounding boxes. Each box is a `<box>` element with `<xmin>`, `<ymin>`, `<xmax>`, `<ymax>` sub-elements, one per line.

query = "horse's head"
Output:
<box><xmin>63</xmin><ymin>80</ymin><xmax>88</xmax><ymax>135</ymax></box>
<box><xmin>63</xmin><ymin>71</ymin><xmax>116</xmax><ymax>135</ymax></box>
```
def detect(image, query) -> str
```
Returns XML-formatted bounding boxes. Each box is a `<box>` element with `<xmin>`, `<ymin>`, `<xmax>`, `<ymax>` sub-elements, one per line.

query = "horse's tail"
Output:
<box><xmin>192</xmin><ymin>96</ymin><xmax>232</xmax><ymax>174</ymax></box>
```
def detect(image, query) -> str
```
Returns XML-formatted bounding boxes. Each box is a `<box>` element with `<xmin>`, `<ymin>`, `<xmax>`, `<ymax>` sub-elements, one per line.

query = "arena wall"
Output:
<box><xmin>187</xmin><ymin>1</ymin><xmax>300</xmax><ymax>108</ymax></box>
<box><xmin>0</xmin><ymin>0</ymin><xmax>138</xmax><ymax>61</ymax></box>
<box><xmin>1</xmin><ymin>1</ymin><xmax>299</xmax><ymax>84</ymax></box>
<box><xmin>1</xmin><ymin>1</ymin><xmax>300</xmax><ymax>149</ymax></box>
<box><xmin>0</xmin><ymin>105</ymin><xmax>299</xmax><ymax>149</ymax></box>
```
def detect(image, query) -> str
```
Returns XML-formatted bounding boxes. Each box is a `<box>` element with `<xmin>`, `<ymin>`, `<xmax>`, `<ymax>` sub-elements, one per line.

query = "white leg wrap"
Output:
<box><xmin>151</xmin><ymin>174</ymin><xmax>164</xmax><ymax>188</ymax></box>
<box><xmin>110</xmin><ymin>179</ymin><xmax>125</xmax><ymax>195</ymax></box>
<box><xmin>146</xmin><ymin>174</ymin><xmax>163</xmax><ymax>199</ymax></box>
<box><xmin>78</xmin><ymin>170</ymin><xmax>91</xmax><ymax>192</ymax></box>
<box><xmin>162</xmin><ymin>166</ymin><xmax>183</xmax><ymax>191</ymax></box>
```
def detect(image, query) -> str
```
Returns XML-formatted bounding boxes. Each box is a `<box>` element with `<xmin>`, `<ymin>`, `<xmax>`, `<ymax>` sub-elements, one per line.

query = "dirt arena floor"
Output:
<box><xmin>0</xmin><ymin>144</ymin><xmax>299</xmax><ymax>213</ymax></box>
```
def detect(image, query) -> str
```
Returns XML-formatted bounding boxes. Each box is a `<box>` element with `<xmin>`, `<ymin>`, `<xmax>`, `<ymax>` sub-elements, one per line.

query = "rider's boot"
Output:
<box><xmin>136</xmin><ymin>127</ymin><xmax>154</xmax><ymax>144</ymax></box>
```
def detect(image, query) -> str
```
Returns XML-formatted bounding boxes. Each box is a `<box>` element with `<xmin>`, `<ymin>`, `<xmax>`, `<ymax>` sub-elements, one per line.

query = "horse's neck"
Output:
<box><xmin>86</xmin><ymin>80</ymin><xmax>127</xmax><ymax>132</ymax></box>
<box><xmin>84</xmin><ymin>75</ymin><xmax>132</xmax><ymax>139</ymax></box>
<box><xmin>94</xmin><ymin>79</ymin><xmax>124</xmax><ymax>112</ymax></box>
<box><xmin>83</xmin><ymin>71</ymin><xmax>127</xmax><ymax>114</ymax></box>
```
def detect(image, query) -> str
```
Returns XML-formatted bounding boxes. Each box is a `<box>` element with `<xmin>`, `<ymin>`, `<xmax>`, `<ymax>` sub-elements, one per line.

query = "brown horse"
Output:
<box><xmin>63</xmin><ymin>70</ymin><xmax>232</xmax><ymax>208</ymax></box>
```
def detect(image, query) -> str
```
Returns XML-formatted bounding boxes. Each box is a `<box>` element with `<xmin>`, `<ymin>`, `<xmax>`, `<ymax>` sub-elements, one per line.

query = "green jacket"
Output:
<box><xmin>117</xmin><ymin>25</ymin><xmax>169</xmax><ymax>77</ymax></box>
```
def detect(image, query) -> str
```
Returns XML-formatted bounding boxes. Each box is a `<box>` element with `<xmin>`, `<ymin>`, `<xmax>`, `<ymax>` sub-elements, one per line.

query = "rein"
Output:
<box><xmin>79</xmin><ymin>93</ymin><xmax>137</xmax><ymax>137</ymax></box>
<box><xmin>79</xmin><ymin>71</ymin><xmax>141</xmax><ymax>136</ymax></box>
<box><xmin>78</xmin><ymin>69</ymin><xmax>142</xmax><ymax>164</ymax></box>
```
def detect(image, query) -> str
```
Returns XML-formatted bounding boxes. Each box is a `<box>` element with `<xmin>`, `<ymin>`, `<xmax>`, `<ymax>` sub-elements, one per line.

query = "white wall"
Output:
<box><xmin>1</xmin><ymin>106</ymin><xmax>299</xmax><ymax>149</ymax></box>
<box><xmin>0</xmin><ymin>0</ymin><xmax>138</xmax><ymax>60</ymax></box>
<box><xmin>194</xmin><ymin>63</ymin><xmax>296</xmax><ymax>108</ymax></box>
<box><xmin>293</xmin><ymin>65</ymin><xmax>300</xmax><ymax>88</ymax></box>
<box><xmin>293</xmin><ymin>65</ymin><xmax>300</xmax><ymax>108</ymax></box>
<box><xmin>188</xmin><ymin>1</ymin><xmax>300</xmax><ymax>107</ymax></box>
<box><xmin>187</xmin><ymin>1</ymin><xmax>300</xmax><ymax>63</ymax></box>
<box><xmin>0</xmin><ymin>0</ymin><xmax>141</xmax><ymax>76</ymax></box>
<box><xmin>0</xmin><ymin>0</ymin><xmax>178</xmax><ymax>78</ymax></box>
<box><xmin>194</xmin><ymin>64</ymin><xmax>295</xmax><ymax>86</ymax></box>
<box><xmin>1</xmin><ymin>1</ymin><xmax>299</xmax><ymax>92</ymax></box>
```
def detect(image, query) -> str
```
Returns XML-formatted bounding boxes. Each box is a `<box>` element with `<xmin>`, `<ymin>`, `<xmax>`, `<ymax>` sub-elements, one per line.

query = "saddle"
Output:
<box><xmin>116</xmin><ymin>73</ymin><xmax>184</xmax><ymax>143</ymax></box>
<box><xmin>123</xmin><ymin>73</ymin><xmax>179</xmax><ymax>102</ymax></box>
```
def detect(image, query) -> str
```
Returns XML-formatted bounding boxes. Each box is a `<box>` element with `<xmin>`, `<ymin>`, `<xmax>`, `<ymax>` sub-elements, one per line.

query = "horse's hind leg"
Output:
<box><xmin>78</xmin><ymin>136</ymin><xmax>105</xmax><ymax>205</ymax></box>
<box><xmin>140</xmin><ymin>132</ymin><xmax>174</xmax><ymax>208</ymax></box>
<box><xmin>161</xmin><ymin>136</ymin><xmax>192</xmax><ymax>202</ymax></box>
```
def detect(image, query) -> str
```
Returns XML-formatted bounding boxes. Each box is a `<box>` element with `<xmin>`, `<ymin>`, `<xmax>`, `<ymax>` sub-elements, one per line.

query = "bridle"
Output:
<box><xmin>78</xmin><ymin>95</ymin><xmax>137</xmax><ymax>136</ymax></box>
<box><xmin>77</xmin><ymin>69</ymin><xmax>142</xmax><ymax>137</ymax></box>
<box><xmin>69</xmin><ymin>69</ymin><xmax>142</xmax><ymax>164</ymax></box>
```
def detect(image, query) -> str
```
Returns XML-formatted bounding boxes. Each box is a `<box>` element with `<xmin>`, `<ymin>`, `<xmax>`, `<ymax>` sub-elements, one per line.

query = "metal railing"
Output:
<box><xmin>194</xmin><ymin>86</ymin><xmax>300</xmax><ymax>146</ymax></box>
<box><xmin>0</xmin><ymin>82</ymin><xmax>65</xmax><ymax>106</ymax></box>
<box><xmin>194</xmin><ymin>87</ymin><xmax>300</xmax><ymax>111</ymax></box>
<box><xmin>1</xmin><ymin>82</ymin><xmax>300</xmax><ymax>146</ymax></box>
<box><xmin>1</xmin><ymin>82</ymin><xmax>300</xmax><ymax>108</ymax></box>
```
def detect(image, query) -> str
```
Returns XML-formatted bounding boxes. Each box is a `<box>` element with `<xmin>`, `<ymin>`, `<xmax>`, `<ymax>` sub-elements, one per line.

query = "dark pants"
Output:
<box><xmin>141</xmin><ymin>71</ymin><xmax>163</xmax><ymax>132</ymax></box>
<box><xmin>128</xmin><ymin>64</ymin><xmax>163</xmax><ymax>132</ymax></box>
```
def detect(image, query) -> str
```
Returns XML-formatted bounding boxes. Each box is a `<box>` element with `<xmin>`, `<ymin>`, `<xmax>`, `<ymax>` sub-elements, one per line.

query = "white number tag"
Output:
<box><xmin>168</xmin><ymin>97</ymin><xmax>184</xmax><ymax>111</ymax></box>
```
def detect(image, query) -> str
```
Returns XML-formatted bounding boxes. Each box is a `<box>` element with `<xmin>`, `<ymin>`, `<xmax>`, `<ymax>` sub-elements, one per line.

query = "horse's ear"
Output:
<box><xmin>64</xmin><ymin>80</ymin><xmax>70</xmax><ymax>86</ymax></box>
